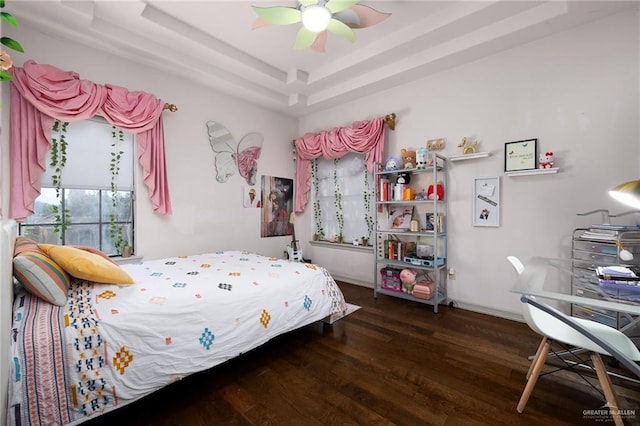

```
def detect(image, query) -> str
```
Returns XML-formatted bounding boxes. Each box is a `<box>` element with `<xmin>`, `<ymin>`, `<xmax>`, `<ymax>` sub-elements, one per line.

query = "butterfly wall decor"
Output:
<box><xmin>206</xmin><ymin>121</ymin><xmax>263</xmax><ymax>185</ymax></box>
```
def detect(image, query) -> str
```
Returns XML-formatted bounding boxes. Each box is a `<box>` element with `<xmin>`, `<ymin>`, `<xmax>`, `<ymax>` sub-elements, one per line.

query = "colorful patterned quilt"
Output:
<box><xmin>8</xmin><ymin>251</ymin><xmax>346</xmax><ymax>425</ymax></box>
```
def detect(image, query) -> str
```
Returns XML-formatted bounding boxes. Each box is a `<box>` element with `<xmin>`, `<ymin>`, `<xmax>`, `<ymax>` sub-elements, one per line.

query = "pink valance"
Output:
<box><xmin>294</xmin><ymin>117</ymin><xmax>386</xmax><ymax>213</ymax></box>
<box><xmin>8</xmin><ymin>60</ymin><xmax>172</xmax><ymax>222</ymax></box>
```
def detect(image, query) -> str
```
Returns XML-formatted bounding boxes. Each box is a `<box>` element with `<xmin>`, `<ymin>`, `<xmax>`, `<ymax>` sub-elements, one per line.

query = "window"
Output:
<box><xmin>19</xmin><ymin>118</ymin><xmax>135</xmax><ymax>256</ymax></box>
<box><xmin>312</xmin><ymin>153</ymin><xmax>375</xmax><ymax>243</ymax></box>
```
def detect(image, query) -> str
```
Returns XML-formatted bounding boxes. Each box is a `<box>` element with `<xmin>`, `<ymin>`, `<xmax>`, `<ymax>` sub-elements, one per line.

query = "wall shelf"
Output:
<box><xmin>505</xmin><ymin>167</ymin><xmax>559</xmax><ymax>176</ymax></box>
<box><xmin>448</xmin><ymin>152</ymin><xmax>490</xmax><ymax>162</ymax></box>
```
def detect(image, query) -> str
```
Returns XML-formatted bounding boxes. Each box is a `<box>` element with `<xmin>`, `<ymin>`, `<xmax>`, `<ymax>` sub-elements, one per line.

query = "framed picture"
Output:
<box><xmin>504</xmin><ymin>139</ymin><xmax>537</xmax><ymax>172</ymax></box>
<box><xmin>473</xmin><ymin>177</ymin><xmax>500</xmax><ymax>227</ymax></box>
<box><xmin>386</xmin><ymin>206</ymin><xmax>414</xmax><ymax>231</ymax></box>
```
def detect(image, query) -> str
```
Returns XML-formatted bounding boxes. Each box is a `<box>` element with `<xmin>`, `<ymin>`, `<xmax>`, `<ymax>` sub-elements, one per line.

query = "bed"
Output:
<box><xmin>1</xmin><ymin>222</ymin><xmax>347</xmax><ymax>425</ymax></box>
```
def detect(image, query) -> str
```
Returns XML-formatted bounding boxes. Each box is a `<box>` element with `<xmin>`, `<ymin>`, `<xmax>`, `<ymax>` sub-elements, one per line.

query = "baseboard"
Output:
<box><xmin>333</xmin><ymin>276</ymin><xmax>525</xmax><ymax>324</ymax></box>
<box><xmin>332</xmin><ymin>275</ymin><xmax>373</xmax><ymax>289</ymax></box>
<box><xmin>453</xmin><ymin>301</ymin><xmax>524</xmax><ymax>323</ymax></box>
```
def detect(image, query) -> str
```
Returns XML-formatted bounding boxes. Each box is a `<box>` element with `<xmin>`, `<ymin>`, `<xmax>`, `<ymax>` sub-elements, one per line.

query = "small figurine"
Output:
<box><xmin>427</xmin><ymin>138</ymin><xmax>446</xmax><ymax>151</ymax></box>
<box><xmin>539</xmin><ymin>151</ymin><xmax>554</xmax><ymax>169</ymax></box>
<box><xmin>416</xmin><ymin>147</ymin><xmax>430</xmax><ymax>169</ymax></box>
<box><xmin>414</xmin><ymin>189</ymin><xmax>427</xmax><ymax>201</ymax></box>
<box><xmin>458</xmin><ymin>137</ymin><xmax>478</xmax><ymax>154</ymax></box>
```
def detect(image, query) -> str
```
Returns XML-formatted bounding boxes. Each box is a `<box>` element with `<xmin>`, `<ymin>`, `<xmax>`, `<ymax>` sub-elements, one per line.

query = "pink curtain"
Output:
<box><xmin>294</xmin><ymin>117</ymin><xmax>386</xmax><ymax>213</ymax></box>
<box><xmin>8</xmin><ymin>60</ymin><xmax>172</xmax><ymax>222</ymax></box>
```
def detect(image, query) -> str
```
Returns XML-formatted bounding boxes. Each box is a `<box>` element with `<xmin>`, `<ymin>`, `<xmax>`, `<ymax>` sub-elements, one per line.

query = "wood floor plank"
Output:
<box><xmin>84</xmin><ymin>282</ymin><xmax>640</xmax><ymax>425</ymax></box>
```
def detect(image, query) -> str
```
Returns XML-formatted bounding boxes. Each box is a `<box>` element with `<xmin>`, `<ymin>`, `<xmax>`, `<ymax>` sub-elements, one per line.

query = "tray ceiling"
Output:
<box><xmin>8</xmin><ymin>1</ymin><xmax>635</xmax><ymax>117</ymax></box>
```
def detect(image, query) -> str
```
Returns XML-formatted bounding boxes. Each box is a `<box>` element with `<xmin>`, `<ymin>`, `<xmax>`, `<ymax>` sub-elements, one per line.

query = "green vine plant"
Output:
<box><xmin>108</xmin><ymin>126</ymin><xmax>127</xmax><ymax>254</ymax></box>
<box><xmin>0</xmin><ymin>0</ymin><xmax>24</xmax><ymax>83</ymax></box>
<box><xmin>333</xmin><ymin>158</ymin><xmax>344</xmax><ymax>239</ymax></box>
<box><xmin>311</xmin><ymin>159</ymin><xmax>324</xmax><ymax>240</ymax></box>
<box><xmin>363</xmin><ymin>165</ymin><xmax>374</xmax><ymax>239</ymax></box>
<box><xmin>50</xmin><ymin>120</ymin><xmax>71</xmax><ymax>237</ymax></box>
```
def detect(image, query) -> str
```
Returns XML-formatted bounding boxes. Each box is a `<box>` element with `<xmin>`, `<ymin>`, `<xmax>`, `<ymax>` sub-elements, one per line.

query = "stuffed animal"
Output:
<box><xmin>400</xmin><ymin>269</ymin><xmax>417</xmax><ymax>294</ymax></box>
<box><xmin>400</xmin><ymin>148</ymin><xmax>416</xmax><ymax>169</ymax></box>
<box><xmin>427</xmin><ymin>183</ymin><xmax>444</xmax><ymax>200</ymax></box>
<box><xmin>396</xmin><ymin>172</ymin><xmax>411</xmax><ymax>185</ymax></box>
<box><xmin>416</xmin><ymin>147</ymin><xmax>430</xmax><ymax>169</ymax></box>
<box><xmin>385</xmin><ymin>156</ymin><xmax>401</xmax><ymax>171</ymax></box>
<box><xmin>539</xmin><ymin>151</ymin><xmax>554</xmax><ymax>169</ymax></box>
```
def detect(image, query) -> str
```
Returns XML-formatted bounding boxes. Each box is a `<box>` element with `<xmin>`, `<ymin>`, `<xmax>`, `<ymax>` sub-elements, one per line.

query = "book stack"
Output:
<box><xmin>384</xmin><ymin>240</ymin><xmax>416</xmax><ymax>260</ymax></box>
<box><xmin>379</xmin><ymin>178</ymin><xmax>391</xmax><ymax>201</ymax></box>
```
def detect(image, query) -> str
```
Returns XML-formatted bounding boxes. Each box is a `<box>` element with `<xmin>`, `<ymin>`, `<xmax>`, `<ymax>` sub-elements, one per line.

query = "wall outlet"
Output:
<box><xmin>448</xmin><ymin>267</ymin><xmax>456</xmax><ymax>280</ymax></box>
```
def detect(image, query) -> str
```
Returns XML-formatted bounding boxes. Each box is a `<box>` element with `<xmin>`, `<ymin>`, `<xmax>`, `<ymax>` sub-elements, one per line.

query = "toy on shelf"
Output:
<box><xmin>427</xmin><ymin>182</ymin><xmax>444</xmax><ymax>200</ymax></box>
<box><xmin>416</xmin><ymin>146</ymin><xmax>434</xmax><ymax>169</ymax></box>
<box><xmin>414</xmin><ymin>189</ymin><xmax>427</xmax><ymax>201</ymax></box>
<box><xmin>400</xmin><ymin>269</ymin><xmax>417</xmax><ymax>294</ymax></box>
<box><xmin>396</xmin><ymin>172</ymin><xmax>411</xmax><ymax>185</ymax></box>
<box><xmin>400</xmin><ymin>148</ymin><xmax>416</xmax><ymax>169</ymax></box>
<box><xmin>400</xmin><ymin>269</ymin><xmax>434</xmax><ymax>298</ymax></box>
<box><xmin>458</xmin><ymin>137</ymin><xmax>478</xmax><ymax>154</ymax></box>
<box><xmin>539</xmin><ymin>151</ymin><xmax>554</xmax><ymax>168</ymax></box>
<box><xmin>385</xmin><ymin>156</ymin><xmax>401</xmax><ymax>171</ymax></box>
<box><xmin>426</xmin><ymin>138</ymin><xmax>446</xmax><ymax>151</ymax></box>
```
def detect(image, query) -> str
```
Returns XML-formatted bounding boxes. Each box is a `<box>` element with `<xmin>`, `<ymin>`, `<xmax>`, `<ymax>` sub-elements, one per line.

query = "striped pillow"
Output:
<box><xmin>13</xmin><ymin>250</ymin><xmax>70</xmax><ymax>306</ymax></box>
<box><xmin>14</xmin><ymin>236</ymin><xmax>40</xmax><ymax>256</ymax></box>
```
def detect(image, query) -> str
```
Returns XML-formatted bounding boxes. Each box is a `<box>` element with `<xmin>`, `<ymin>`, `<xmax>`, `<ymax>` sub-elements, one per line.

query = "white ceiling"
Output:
<box><xmin>9</xmin><ymin>1</ymin><xmax>636</xmax><ymax>117</ymax></box>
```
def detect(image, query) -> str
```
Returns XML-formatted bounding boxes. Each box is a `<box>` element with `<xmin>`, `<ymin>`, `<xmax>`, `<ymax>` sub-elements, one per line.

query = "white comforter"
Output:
<box><xmin>9</xmin><ymin>251</ymin><xmax>346</xmax><ymax>425</ymax></box>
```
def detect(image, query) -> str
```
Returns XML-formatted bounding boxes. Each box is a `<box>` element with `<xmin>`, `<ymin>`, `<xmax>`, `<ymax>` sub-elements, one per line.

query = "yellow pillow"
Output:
<box><xmin>38</xmin><ymin>244</ymin><xmax>134</xmax><ymax>285</ymax></box>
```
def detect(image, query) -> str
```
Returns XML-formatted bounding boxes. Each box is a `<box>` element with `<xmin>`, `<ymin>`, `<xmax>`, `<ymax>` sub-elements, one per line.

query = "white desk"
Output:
<box><xmin>511</xmin><ymin>256</ymin><xmax>640</xmax><ymax>383</ymax></box>
<box><xmin>510</xmin><ymin>257</ymin><xmax>640</xmax><ymax>317</ymax></box>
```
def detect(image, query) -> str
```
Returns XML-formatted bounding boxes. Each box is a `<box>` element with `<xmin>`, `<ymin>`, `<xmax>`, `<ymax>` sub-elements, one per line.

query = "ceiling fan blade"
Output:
<box><xmin>251</xmin><ymin>17</ymin><xmax>272</xmax><ymax>30</ymax></box>
<box><xmin>334</xmin><ymin>4</ymin><xmax>391</xmax><ymax>29</ymax></box>
<box><xmin>326</xmin><ymin>0</ymin><xmax>360</xmax><ymax>14</ymax></box>
<box><xmin>252</xmin><ymin>6</ymin><xmax>302</xmax><ymax>25</ymax></box>
<box><xmin>294</xmin><ymin>27</ymin><xmax>319</xmax><ymax>50</ymax></box>
<box><xmin>326</xmin><ymin>18</ymin><xmax>356</xmax><ymax>42</ymax></box>
<box><xmin>299</xmin><ymin>0</ymin><xmax>319</xmax><ymax>6</ymax></box>
<box><xmin>310</xmin><ymin>31</ymin><xmax>327</xmax><ymax>53</ymax></box>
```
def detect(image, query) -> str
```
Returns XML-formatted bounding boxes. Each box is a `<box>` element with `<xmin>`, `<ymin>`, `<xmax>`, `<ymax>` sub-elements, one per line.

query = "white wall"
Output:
<box><xmin>2</xmin><ymin>11</ymin><xmax>639</xmax><ymax>320</ymax></box>
<box><xmin>297</xmin><ymin>10</ymin><xmax>640</xmax><ymax>318</ymax></box>
<box><xmin>0</xmin><ymin>21</ymin><xmax>298</xmax><ymax>260</ymax></box>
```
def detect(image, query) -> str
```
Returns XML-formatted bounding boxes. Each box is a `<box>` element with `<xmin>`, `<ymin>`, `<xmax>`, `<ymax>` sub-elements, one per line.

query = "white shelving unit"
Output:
<box><xmin>373</xmin><ymin>153</ymin><xmax>448</xmax><ymax>313</ymax></box>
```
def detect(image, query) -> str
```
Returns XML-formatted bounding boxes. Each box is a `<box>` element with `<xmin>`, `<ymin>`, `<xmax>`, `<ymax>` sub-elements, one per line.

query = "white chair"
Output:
<box><xmin>508</xmin><ymin>256</ymin><xmax>640</xmax><ymax>426</ymax></box>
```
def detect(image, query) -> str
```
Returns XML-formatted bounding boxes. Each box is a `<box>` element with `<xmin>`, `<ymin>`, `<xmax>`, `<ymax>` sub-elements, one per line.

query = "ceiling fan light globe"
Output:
<box><xmin>302</xmin><ymin>5</ymin><xmax>331</xmax><ymax>32</ymax></box>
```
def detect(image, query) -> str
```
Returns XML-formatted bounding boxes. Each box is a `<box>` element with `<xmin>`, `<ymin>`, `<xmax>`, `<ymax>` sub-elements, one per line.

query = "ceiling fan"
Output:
<box><xmin>252</xmin><ymin>0</ymin><xmax>391</xmax><ymax>52</ymax></box>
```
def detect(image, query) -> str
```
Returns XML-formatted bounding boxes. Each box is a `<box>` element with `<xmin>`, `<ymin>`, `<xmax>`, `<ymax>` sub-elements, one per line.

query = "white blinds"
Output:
<box><xmin>41</xmin><ymin>117</ymin><xmax>134</xmax><ymax>190</ymax></box>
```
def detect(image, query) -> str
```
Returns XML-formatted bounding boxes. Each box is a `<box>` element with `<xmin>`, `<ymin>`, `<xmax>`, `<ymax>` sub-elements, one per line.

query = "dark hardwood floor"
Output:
<box><xmin>87</xmin><ymin>282</ymin><xmax>640</xmax><ymax>426</ymax></box>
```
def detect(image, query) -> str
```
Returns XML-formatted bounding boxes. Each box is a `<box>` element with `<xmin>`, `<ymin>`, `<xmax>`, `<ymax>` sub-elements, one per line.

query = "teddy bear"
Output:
<box><xmin>539</xmin><ymin>151</ymin><xmax>554</xmax><ymax>169</ymax></box>
<box><xmin>384</xmin><ymin>156</ymin><xmax>401</xmax><ymax>171</ymax></box>
<box><xmin>416</xmin><ymin>147</ymin><xmax>430</xmax><ymax>169</ymax></box>
<box><xmin>400</xmin><ymin>148</ymin><xmax>416</xmax><ymax>169</ymax></box>
<box><xmin>399</xmin><ymin>269</ymin><xmax>417</xmax><ymax>294</ymax></box>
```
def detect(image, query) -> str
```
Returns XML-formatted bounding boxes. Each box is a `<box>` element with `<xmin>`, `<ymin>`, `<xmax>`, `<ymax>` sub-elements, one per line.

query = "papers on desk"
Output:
<box><xmin>596</xmin><ymin>266</ymin><xmax>640</xmax><ymax>281</ymax></box>
<box><xmin>596</xmin><ymin>266</ymin><xmax>640</xmax><ymax>301</ymax></box>
<box><xmin>580</xmin><ymin>225</ymin><xmax>640</xmax><ymax>241</ymax></box>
